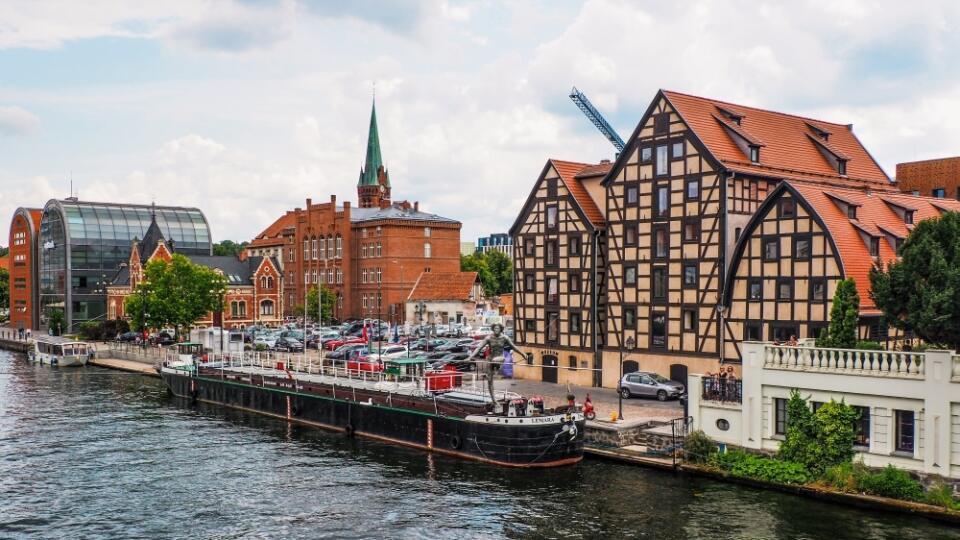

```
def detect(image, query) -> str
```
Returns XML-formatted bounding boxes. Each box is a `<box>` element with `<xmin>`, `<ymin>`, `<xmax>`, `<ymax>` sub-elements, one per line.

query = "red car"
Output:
<box><xmin>324</xmin><ymin>336</ymin><xmax>367</xmax><ymax>351</ymax></box>
<box><xmin>346</xmin><ymin>357</ymin><xmax>383</xmax><ymax>374</ymax></box>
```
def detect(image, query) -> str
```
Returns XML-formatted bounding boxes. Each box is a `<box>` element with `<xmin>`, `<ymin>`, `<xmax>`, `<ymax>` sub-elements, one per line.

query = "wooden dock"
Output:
<box><xmin>88</xmin><ymin>357</ymin><xmax>160</xmax><ymax>377</ymax></box>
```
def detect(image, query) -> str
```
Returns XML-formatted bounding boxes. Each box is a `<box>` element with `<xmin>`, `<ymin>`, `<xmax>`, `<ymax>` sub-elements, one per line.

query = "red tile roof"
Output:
<box><xmin>550</xmin><ymin>159</ymin><xmax>607</xmax><ymax>227</ymax></box>
<box><xmin>407</xmin><ymin>271</ymin><xmax>480</xmax><ymax>301</ymax></box>
<box><xmin>788</xmin><ymin>181</ymin><xmax>960</xmax><ymax>311</ymax></box>
<box><xmin>249</xmin><ymin>211</ymin><xmax>296</xmax><ymax>247</ymax></box>
<box><xmin>663</xmin><ymin>90</ymin><xmax>893</xmax><ymax>189</ymax></box>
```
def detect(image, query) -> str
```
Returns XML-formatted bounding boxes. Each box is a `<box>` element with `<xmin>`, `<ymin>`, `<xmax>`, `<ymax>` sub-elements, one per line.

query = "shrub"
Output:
<box><xmin>923</xmin><ymin>480</ymin><xmax>959</xmax><ymax>510</ymax></box>
<box><xmin>684</xmin><ymin>430</ymin><xmax>717</xmax><ymax>463</ymax></box>
<box><xmin>710</xmin><ymin>450</ymin><xmax>811</xmax><ymax>485</ymax></box>
<box><xmin>777</xmin><ymin>391</ymin><xmax>859</xmax><ymax>476</ymax></box>
<box><xmin>254</xmin><ymin>343</ymin><xmax>268</xmax><ymax>352</ymax></box>
<box><xmin>857</xmin><ymin>465</ymin><xmax>923</xmax><ymax>501</ymax></box>
<box><xmin>823</xmin><ymin>461</ymin><xmax>869</xmax><ymax>492</ymax></box>
<box><xmin>855</xmin><ymin>340</ymin><xmax>883</xmax><ymax>351</ymax></box>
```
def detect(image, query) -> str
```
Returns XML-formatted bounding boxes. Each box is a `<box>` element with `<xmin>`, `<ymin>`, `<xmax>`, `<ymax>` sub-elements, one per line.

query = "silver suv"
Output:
<box><xmin>619</xmin><ymin>371</ymin><xmax>684</xmax><ymax>401</ymax></box>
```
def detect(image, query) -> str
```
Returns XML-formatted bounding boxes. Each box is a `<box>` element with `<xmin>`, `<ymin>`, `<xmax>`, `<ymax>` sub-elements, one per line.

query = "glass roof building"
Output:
<box><xmin>38</xmin><ymin>199</ymin><xmax>212</xmax><ymax>331</ymax></box>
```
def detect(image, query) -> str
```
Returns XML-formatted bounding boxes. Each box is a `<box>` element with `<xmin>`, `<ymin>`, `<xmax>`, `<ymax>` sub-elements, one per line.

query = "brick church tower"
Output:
<box><xmin>357</xmin><ymin>100</ymin><xmax>391</xmax><ymax>208</ymax></box>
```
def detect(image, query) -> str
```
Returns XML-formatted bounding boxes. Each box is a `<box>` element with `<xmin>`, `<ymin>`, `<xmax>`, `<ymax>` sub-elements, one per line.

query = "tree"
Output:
<box><xmin>460</xmin><ymin>251</ymin><xmax>513</xmax><ymax>296</ymax></box>
<box><xmin>305</xmin><ymin>285</ymin><xmax>335</xmax><ymax>322</ymax></box>
<box><xmin>47</xmin><ymin>308</ymin><xmax>65</xmax><ymax>336</ymax></box>
<box><xmin>123</xmin><ymin>254</ymin><xmax>227</xmax><ymax>337</ymax></box>
<box><xmin>0</xmin><ymin>267</ymin><xmax>8</xmax><ymax>311</ymax></box>
<box><xmin>870</xmin><ymin>211</ymin><xmax>960</xmax><ymax>350</ymax></box>
<box><xmin>816</xmin><ymin>279</ymin><xmax>859</xmax><ymax>348</ymax></box>
<box><xmin>0</xmin><ymin>246</ymin><xmax>8</xmax><ymax>257</ymax></box>
<box><xmin>212</xmin><ymin>240</ymin><xmax>249</xmax><ymax>257</ymax></box>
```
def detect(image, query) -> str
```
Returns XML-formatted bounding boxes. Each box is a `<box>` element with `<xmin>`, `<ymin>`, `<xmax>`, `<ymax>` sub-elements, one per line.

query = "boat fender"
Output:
<box><xmin>450</xmin><ymin>435</ymin><xmax>462</xmax><ymax>450</ymax></box>
<box><xmin>189</xmin><ymin>389</ymin><xmax>198</xmax><ymax>404</ymax></box>
<box><xmin>344</xmin><ymin>424</ymin><xmax>355</xmax><ymax>437</ymax></box>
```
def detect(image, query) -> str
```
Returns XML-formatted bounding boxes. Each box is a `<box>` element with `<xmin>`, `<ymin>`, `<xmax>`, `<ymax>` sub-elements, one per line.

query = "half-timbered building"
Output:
<box><xmin>725</xmin><ymin>181</ymin><xmax>960</xmax><ymax>358</ymax></box>
<box><xmin>513</xmin><ymin>89</ymin><xmax>906</xmax><ymax>387</ymax></box>
<box><xmin>510</xmin><ymin>159</ymin><xmax>610</xmax><ymax>387</ymax></box>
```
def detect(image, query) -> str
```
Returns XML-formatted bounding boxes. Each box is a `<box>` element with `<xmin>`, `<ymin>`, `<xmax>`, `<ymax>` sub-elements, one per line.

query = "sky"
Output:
<box><xmin>1</xmin><ymin>0</ymin><xmax>959</xmax><ymax>245</ymax></box>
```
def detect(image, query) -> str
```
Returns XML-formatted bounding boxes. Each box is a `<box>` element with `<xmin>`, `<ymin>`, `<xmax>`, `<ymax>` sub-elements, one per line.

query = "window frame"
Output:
<box><xmin>545</xmin><ymin>240</ymin><xmax>559</xmax><ymax>267</ymax></box>
<box><xmin>682</xmin><ymin>218</ymin><xmax>700</xmax><ymax>243</ymax></box>
<box><xmin>624</xmin><ymin>224</ymin><xmax>638</xmax><ymax>247</ymax></box>
<box><xmin>894</xmin><ymin>409</ymin><xmax>915</xmax><ymax>454</ymax></box>
<box><xmin>568</xmin><ymin>234</ymin><xmax>582</xmax><ymax>256</ymax></box>
<box><xmin>794</xmin><ymin>234</ymin><xmax>812</xmax><ymax>260</ymax></box>
<box><xmin>626</xmin><ymin>185</ymin><xmax>639</xmax><ymax>205</ymax></box>
<box><xmin>745</xmin><ymin>322</ymin><xmax>762</xmax><ymax>341</ymax></box>
<box><xmin>569</xmin><ymin>272</ymin><xmax>581</xmax><ymax>293</ymax></box>
<box><xmin>853</xmin><ymin>405</ymin><xmax>870</xmax><ymax>449</ymax></box>
<box><xmin>682</xmin><ymin>308</ymin><xmax>697</xmax><ymax>331</ymax></box>
<box><xmin>546</xmin><ymin>276</ymin><xmax>559</xmax><ymax>304</ymax></box>
<box><xmin>623</xmin><ymin>307</ymin><xmax>636</xmax><ymax>330</ymax></box>
<box><xmin>776</xmin><ymin>278</ymin><xmax>794</xmax><ymax>301</ymax></box>
<box><xmin>653</xmin><ymin>184</ymin><xmax>670</xmax><ymax>217</ymax></box>
<box><xmin>778</xmin><ymin>198</ymin><xmax>796</xmax><ymax>219</ymax></box>
<box><xmin>810</xmin><ymin>278</ymin><xmax>827</xmax><ymax>302</ymax></box>
<box><xmin>655</xmin><ymin>145</ymin><xmax>669</xmax><ymax>176</ymax></box>
<box><xmin>546</xmin><ymin>312</ymin><xmax>559</xmax><ymax>344</ymax></box>
<box><xmin>570</xmin><ymin>311</ymin><xmax>582</xmax><ymax>334</ymax></box>
<box><xmin>652</xmin><ymin>266</ymin><xmax>668</xmax><ymax>302</ymax></box>
<box><xmin>652</xmin><ymin>225</ymin><xmax>669</xmax><ymax>259</ymax></box>
<box><xmin>624</xmin><ymin>265</ymin><xmax>637</xmax><ymax>286</ymax></box>
<box><xmin>545</xmin><ymin>205</ymin><xmax>558</xmax><ymax>229</ymax></box>
<box><xmin>763</xmin><ymin>237</ymin><xmax>780</xmax><ymax>261</ymax></box>
<box><xmin>685</xmin><ymin>177</ymin><xmax>700</xmax><ymax>200</ymax></box>
<box><xmin>774</xmin><ymin>397</ymin><xmax>788</xmax><ymax>435</ymax></box>
<box><xmin>524</xmin><ymin>272</ymin><xmax>535</xmax><ymax>292</ymax></box>
<box><xmin>682</xmin><ymin>263</ymin><xmax>697</xmax><ymax>289</ymax></box>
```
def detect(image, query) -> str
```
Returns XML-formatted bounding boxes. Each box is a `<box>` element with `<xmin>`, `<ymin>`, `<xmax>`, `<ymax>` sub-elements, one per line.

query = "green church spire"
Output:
<box><xmin>358</xmin><ymin>100</ymin><xmax>387</xmax><ymax>187</ymax></box>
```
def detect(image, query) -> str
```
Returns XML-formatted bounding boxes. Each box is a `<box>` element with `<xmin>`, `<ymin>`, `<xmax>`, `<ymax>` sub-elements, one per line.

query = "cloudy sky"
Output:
<box><xmin>2</xmin><ymin>0</ymin><xmax>959</xmax><ymax>244</ymax></box>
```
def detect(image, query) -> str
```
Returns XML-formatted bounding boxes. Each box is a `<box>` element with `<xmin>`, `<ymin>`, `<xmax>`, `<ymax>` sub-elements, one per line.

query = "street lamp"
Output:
<box><xmin>619</xmin><ymin>335</ymin><xmax>636</xmax><ymax>421</ymax></box>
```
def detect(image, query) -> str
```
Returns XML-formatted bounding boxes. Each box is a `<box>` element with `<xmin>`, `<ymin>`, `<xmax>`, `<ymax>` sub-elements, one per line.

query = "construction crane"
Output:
<box><xmin>569</xmin><ymin>86</ymin><xmax>625</xmax><ymax>152</ymax></box>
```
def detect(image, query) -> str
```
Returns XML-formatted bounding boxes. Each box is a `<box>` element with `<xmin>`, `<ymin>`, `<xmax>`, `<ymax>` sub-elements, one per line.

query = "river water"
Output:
<box><xmin>0</xmin><ymin>351</ymin><xmax>956</xmax><ymax>540</ymax></box>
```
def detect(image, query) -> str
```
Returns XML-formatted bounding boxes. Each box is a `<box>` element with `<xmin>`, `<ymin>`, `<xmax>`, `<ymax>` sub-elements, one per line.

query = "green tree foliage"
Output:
<box><xmin>870</xmin><ymin>211</ymin><xmax>960</xmax><ymax>350</ymax></box>
<box><xmin>0</xmin><ymin>246</ymin><xmax>9</xmax><ymax>257</ymax></box>
<box><xmin>124</xmin><ymin>254</ymin><xmax>227</xmax><ymax>336</ymax></box>
<box><xmin>212</xmin><ymin>240</ymin><xmax>249</xmax><ymax>257</ymax></box>
<box><xmin>47</xmin><ymin>308</ymin><xmax>65</xmax><ymax>336</ymax></box>
<box><xmin>816</xmin><ymin>278</ymin><xmax>859</xmax><ymax>348</ymax></box>
<box><xmin>777</xmin><ymin>390</ymin><xmax>859</xmax><ymax>476</ymax></box>
<box><xmin>78</xmin><ymin>319</ymin><xmax>130</xmax><ymax>341</ymax></box>
<box><xmin>460</xmin><ymin>250</ymin><xmax>513</xmax><ymax>296</ymax></box>
<box><xmin>0</xmin><ymin>267</ymin><xmax>8</xmax><ymax>311</ymax></box>
<box><xmin>305</xmin><ymin>285</ymin><xmax>335</xmax><ymax>322</ymax></box>
<box><xmin>709</xmin><ymin>450</ymin><xmax>811</xmax><ymax>485</ymax></box>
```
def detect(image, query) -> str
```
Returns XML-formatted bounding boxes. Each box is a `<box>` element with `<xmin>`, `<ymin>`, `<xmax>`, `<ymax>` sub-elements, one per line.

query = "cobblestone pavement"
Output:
<box><xmin>494</xmin><ymin>377</ymin><xmax>684</xmax><ymax>422</ymax></box>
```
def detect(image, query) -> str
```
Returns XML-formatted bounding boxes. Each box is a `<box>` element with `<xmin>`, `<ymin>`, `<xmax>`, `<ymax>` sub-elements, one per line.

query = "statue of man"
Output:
<box><xmin>466</xmin><ymin>323</ymin><xmax>520</xmax><ymax>406</ymax></box>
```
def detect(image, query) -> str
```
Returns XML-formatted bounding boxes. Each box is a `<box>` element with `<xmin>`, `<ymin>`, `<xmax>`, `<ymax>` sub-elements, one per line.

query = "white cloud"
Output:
<box><xmin>0</xmin><ymin>106</ymin><xmax>38</xmax><ymax>135</ymax></box>
<box><xmin>2</xmin><ymin>0</ymin><xmax>960</xmax><ymax>246</ymax></box>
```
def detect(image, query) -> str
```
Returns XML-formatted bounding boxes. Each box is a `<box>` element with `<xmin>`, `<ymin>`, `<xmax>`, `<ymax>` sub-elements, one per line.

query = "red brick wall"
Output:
<box><xmin>9</xmin><ymin>209</ymin><xmax>39</xmax><ymax>330</ymax></box>
<box><xmin>896</xmin><ymin>157</ymin><xmax>960</xmax><ymax>199</ymax></box>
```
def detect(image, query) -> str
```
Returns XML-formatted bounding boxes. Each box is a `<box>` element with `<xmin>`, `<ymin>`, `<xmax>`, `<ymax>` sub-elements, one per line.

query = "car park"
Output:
<box><xmin>618</xmin><ymin>371</ymin><xmax>685</xmax><ymax>401</ymax></box>
<box><xmin>274</xmin><ymin>337</ymin><xmax>304</xmax><ymax>352</ymax></box>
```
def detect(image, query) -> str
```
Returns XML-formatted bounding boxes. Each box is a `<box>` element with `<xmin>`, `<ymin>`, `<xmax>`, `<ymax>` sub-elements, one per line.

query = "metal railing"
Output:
<box><xmin>700</xmin><ymin>376</ymin><xmax>743</xmax><ymax>404</ymax></box>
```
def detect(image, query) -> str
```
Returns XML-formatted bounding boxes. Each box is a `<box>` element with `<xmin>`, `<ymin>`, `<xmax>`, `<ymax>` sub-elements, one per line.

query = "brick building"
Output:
<box><xmin>246</xmin><ymin>101</ymin><xmax>461</xmax><ymax>324</ymax></box>
<box><xmin>896</xmin><ymin>156</ymin><xmax>960</xmax><ymax>199</ymax></box>
<box><xmin>107</xmin><ymin>213</ymin><xmax>283</xmax><ymax>328</ymax></box>
<box><xmin>8</xmin><ymin>208</ymin><xmax>42</xmax><ymax>331</ymax></box>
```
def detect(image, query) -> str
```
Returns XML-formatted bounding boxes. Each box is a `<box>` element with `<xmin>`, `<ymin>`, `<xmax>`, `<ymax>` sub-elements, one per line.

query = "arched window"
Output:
<box><xmin>327</xmin><ymin>235</ymin><xmax>334</xmax><ymax>259</ymax></box>
<box><xmin>303</xmin><ymin>239</ymin><xmax>310</xmax><ymax>260</ymax></box>
<box><xmin>424</xmin><ymin>242</ymin><xmax>432</xmax><ymax>258</ymax></box>
<box><xmin>260</xmin><ymin>300</ymin><xmax>275</xmax><ymax>316</ymax></box>
<box><xmin>319</xmin><ymin>237</ymin><xmax>326</xmax><ymax>259</ymax></box>
<box><xmin>267</xmin><ymin>276</ymin><xmax>274</xmax><ymax>289</ymax></box>
<box><xmin>311</xmin><ymin>237</ymin><xmax>318</xmax><ymax>260</ymax></box>
<box><xmin>108</xmin><ymin>300</ymin><xmax>117</xmax><ymax>320</ymax></box>
<box><xmin>376</xmin><ymin>242</ymin><xmax>382</xmax><ymax>257</ymax></box>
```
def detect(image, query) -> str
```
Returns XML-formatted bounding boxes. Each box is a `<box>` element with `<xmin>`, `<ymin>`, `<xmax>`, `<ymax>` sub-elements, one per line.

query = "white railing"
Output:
<box><xmin>763</xmin><ymin>344</ymin><xmax>924</xmax><ymax>378</ymax></box>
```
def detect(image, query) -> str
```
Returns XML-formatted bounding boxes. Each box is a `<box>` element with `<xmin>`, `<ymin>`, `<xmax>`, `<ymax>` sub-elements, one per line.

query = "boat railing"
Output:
<box><xmin>196</xmin><ymin>352</ymin><xmax>488</xmax><ymax>398</ymax></box>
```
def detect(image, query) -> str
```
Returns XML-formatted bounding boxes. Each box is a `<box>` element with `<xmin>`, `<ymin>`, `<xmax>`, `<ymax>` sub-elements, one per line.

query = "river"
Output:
<box><xmin>0</xmin><ymin>351</ymin><xmax>956</xmax><ymax>539</ymax></box>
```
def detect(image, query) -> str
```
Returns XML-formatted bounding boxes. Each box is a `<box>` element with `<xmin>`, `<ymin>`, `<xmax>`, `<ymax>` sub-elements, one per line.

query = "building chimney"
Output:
<box><xmin>306</xmin><ymin>198</ymin><xmax>312</xmax><ymax>207</ymax></box>
<box><xmin>600</xmin><ymin>159</ymin><xmax>611</xmax><ymax>164</ymax></box>
<box><xmin>414</xmin><ymin>201</ymin><xmax>419</xmax><ymax>212</ymax></box>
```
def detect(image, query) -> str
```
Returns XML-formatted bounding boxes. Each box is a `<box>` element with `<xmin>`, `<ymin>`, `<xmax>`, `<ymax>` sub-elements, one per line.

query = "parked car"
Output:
<box><xmin>116</xmin><ymin>331</ymin><xmax>140</xmax><ymax>342</ymax></box>
<box><xmin>152</xmin><ymin>331</ymin><xmax>175</xmax><ymax>346</ymax></box>
<box><xmin>254</xmin><ymin>334</ymin><xmax>279</xmax><ymax>349</ymax></box>
<box><xmin>619</xmin><ymin>371</ymin><xmax>684</xmax><ymax>401</ymax></box>
<box><xmin>429</xmin><ymin>352</ymin><xmax>473</xmax><ymax>372</ymax></box>
<box><xmin>274</xmin><ymin>337</ymin><xmax>304</xmax><ymax>352</ymax></box>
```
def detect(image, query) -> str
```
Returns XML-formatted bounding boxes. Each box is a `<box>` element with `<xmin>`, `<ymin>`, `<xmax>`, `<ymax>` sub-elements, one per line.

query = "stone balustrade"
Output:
<box><xmin>953</xmin><ymin>355</ymin><xmax>960</xmax><ymax>381</ymax></box>
<box><xmin>763</xmin><ymin>344</ymin><xmax>925</xmax><ymax>378</ymax></box>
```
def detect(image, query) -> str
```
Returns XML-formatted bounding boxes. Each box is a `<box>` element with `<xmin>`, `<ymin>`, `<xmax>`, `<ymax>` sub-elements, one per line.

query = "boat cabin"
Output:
<box><xmin>32</xmin><ymin>336</ymin><xmax>91</xmax><ymax>367</ymax></box>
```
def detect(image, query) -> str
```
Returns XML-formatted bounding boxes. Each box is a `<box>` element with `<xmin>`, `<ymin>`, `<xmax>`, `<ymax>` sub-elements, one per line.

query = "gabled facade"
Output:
<box><xmin>108</xmin><ymin>217</ymin><xmax>283</xmax><ymax>329</ymax></box>
<box><xmin>512</xmin><ymin>88</ymin><xmax>902</xmax><ymax>387</ymax></box>
<box><xmin>725</xmin><ymin>181</ymin><xmax>960</xmax><ymax>358</ymax></box>
<box><xmin>510</xmin><ymin>159</ymin><xmax>609</xmax><ymax>387</ymax></box>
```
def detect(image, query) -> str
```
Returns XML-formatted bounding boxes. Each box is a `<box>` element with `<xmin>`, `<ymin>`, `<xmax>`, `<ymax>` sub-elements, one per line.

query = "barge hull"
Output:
<box><xmin>163</xmin><ymin>371</ymin><xmax>584</xmax><ymax>468</ymax></box>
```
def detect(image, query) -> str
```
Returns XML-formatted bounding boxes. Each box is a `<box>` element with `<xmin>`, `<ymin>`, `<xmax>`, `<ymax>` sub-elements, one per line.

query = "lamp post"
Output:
<box><xmin>211</xmin><ymin>287</ymin><xmax>225</xmax><ymax>356</ymax></box>
<box><xmin>619</xmin><ymin>335</ymin><xmax>636</xmax><ymax>421</ymax></box>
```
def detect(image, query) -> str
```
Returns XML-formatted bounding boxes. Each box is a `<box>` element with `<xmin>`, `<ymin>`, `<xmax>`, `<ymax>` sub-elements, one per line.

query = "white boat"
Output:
<box><xmin>30</xmin><ymin>336</ymin><xmax>91</xmax><ymax>367</ymax></box>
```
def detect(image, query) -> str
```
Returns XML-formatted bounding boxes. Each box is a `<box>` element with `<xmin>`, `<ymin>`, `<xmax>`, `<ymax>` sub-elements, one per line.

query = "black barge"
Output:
<box><xmin>160</xmin><ymin>358</ymin><xmax>584</xmax><ymax>468</ymax></box>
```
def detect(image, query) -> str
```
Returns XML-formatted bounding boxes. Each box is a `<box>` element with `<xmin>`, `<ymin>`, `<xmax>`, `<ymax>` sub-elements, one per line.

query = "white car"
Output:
<box><xmin>379</xmin><ymin>345</ymin><xmax>411</xmax><ymax>359</ymax></box>
<box><xmin>472</xmin><ymin>326</ymin><xmax>492</xmax><ymax>338</ymax></box>
<box><xmin>254</xmin><ymin>334</ymin><xmax>278</xmax><ymax>348</ymax></box>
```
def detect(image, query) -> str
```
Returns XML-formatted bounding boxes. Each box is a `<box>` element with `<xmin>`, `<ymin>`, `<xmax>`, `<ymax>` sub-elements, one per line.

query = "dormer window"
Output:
<box><xmin>838</xmin><ymin>160</ymin><xmax>847</xmax><ymax>176</ymax></box>
<box><xmin>716</xmin><ymin>106</ymin><xmax>743</xmax><ymax>125</ymax></box>
<box><xmin>869</xmin><ymin>237</ymin><xmax>880</xmax><ymax>257</ymax></box>
<box><xmin>904</xmin><ymin>210</ymin><xmax>914</xmax><ymax>224</ymax></box>
<box><xmin>749</xmin><ymin>146</ymin><xmax>760</xmax><ymax>163</ymax></box>
<box><xmin>847</xmin><ymin>205</ymin><xmax>857</xmax><ymax>220</ymax></box>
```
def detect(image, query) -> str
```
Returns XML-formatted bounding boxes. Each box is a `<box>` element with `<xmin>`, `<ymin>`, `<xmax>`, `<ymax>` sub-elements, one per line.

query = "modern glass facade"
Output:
<box><xmin>38</xmin><ymin>199</ymin><xmax>212</xmax><ymax>331</ymax></box>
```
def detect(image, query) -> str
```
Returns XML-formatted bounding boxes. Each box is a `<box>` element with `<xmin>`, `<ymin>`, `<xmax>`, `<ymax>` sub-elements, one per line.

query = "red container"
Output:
<box><xmin>276</xmin><ymin>362</ymin><xmax>285</xmax><ymax>371</ymax></box>
<box><xmin>426</xmin><ymin>365</ymin><xmax>461</xmax><ymax>391</ymax></box>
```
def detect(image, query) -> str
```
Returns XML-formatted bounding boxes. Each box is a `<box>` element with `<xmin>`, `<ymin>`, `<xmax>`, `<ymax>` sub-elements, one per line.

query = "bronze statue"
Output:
<box><xmin>466</xmin><ymin>323</ymin><xmax>519</xmax><ymax>407</ymax></box>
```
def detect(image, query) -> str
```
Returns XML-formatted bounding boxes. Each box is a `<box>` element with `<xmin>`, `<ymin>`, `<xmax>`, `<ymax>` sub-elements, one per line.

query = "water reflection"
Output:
<box><xmin>0</xmin><ymin>351</ymin><xmax>956</xmax><ymax>540</ymax></box>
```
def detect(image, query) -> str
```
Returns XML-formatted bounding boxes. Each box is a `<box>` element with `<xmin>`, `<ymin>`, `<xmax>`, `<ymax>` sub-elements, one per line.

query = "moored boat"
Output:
<box><xmin>29</xmin><ymin>336</ymin><xmax>92</xmax><ymax>367</ymax></box>
<box><xmin>159</xmin><ymin>354</ymin><xmax>585</xmax><ymax>468</ymax></box>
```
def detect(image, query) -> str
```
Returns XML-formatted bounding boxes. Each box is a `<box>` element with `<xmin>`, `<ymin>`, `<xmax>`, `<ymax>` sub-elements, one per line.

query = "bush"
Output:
<box><xmin>924</xmin><ymin>480</ymin><xmax>959</xmax><ymax>510</ymax></box>
<box><xmin>684</xmin><ymin>430</ymin><xmax>717</xmax><ymax>463</ymax></box>
<box><xmin>855</xmin><ymin>340</ymin><xmax>884</xmax><ymax>351</ymax></box>
<box><xmin>822</xmin><ymin>462</ymin><xmax>869</xmax><ymax>492</ymax></box>
<box><xmin>254</xmin><ymin>343</ymin><xmax>268</xmax><ymax>352</ymax></box>
<box><xmin>857</xmin><ymin>465</ymin><xmax>923</xmax><ymax>501</ymax></box>
<box><xmin>777</xmin><ymin>390</ymin><xmax>859</xmax><ymax>476</ymax></box>
<box><xmin>709</xmin><ymin>450</ymin><xmax>811</xmax><ymax>485</ymax></box>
